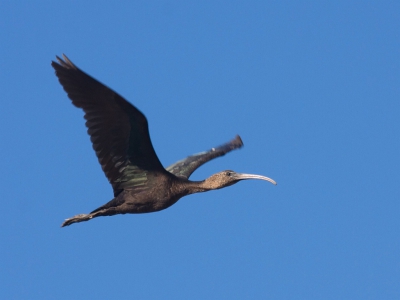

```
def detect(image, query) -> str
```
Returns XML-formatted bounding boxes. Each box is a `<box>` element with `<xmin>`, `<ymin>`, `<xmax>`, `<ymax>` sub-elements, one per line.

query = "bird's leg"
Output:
<box><xmin>61</xmin><ymin>207</ymin><xmax>118</xmax><ymax>227</ymax></box>
<box><xmin>61</xmin><ymin>213</ymin><xmax>93</xmax><ymax>227</ymax></box>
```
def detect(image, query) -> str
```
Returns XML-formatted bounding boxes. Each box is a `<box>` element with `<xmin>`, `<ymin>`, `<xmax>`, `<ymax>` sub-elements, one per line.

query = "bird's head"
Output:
<box><xmin>205</xmin><ymin>170</ymin><xmax>277</xmax><ymax>190</ymax></box>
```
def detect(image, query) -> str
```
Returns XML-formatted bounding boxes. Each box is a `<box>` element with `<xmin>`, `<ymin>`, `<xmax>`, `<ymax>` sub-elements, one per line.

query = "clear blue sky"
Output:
<box><xmin>1</xmin><ymin>1</ymin><xmax>399</xmax><ymax>299</ymax></box>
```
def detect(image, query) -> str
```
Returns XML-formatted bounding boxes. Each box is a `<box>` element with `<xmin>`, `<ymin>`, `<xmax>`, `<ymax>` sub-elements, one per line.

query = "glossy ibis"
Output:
<box><xmin>52</xmin><ymin>54</ymin><xmax>276</xmax><ymax>227</ymax></box>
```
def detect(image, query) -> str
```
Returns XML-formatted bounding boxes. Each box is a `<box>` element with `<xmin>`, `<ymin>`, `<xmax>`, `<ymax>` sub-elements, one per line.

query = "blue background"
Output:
<box><xmin>1</xmin><ymin>1</ymin><xmax>399</xmax><ymax>299</ymax></box>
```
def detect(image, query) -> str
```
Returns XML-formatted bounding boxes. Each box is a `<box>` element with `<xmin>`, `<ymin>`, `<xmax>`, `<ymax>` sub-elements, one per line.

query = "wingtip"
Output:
<box><xmin>232</xmin><ymin>135</ymin><xmax>244</xmax><ymax>148</ymax></box>
<box><xmin>52</xmin><ymin>54</ymin><xmax>77</xmax><ymax>70</ymax></box>
<box><xmin>61</xmin><ymin>54</ymin><xmax>74</xmax><ymax>66</ymax></box>
<box><xmin>61</xmin><ymin>218</ymin><xmax>72</xmax><ymax>227</ymax></box>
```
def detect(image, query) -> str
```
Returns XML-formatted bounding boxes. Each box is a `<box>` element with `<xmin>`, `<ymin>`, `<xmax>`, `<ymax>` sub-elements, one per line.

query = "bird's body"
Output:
<box><xmin>52</xmin><ymin>55</ymin><xmax>276</xmax><ymax>227</ymax></box>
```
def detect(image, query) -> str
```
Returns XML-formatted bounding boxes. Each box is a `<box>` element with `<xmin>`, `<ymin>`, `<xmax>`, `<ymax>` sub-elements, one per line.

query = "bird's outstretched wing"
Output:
<box><xmin>52</xmin><ymin>54</ymin><xmax>165</xmax><ymax>196</ymax></box>
<box><xmin>166</xmin><ymin>135</ymin><xmax>243</xmax><ymax>179</ymax></box>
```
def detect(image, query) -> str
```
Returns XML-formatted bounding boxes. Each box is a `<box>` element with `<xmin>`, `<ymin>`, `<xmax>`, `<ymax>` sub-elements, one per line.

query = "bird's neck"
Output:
<box><xmin>181</xmin><ymin>179</ymin><xmax>218</xmax><ymax>195</ymax></box>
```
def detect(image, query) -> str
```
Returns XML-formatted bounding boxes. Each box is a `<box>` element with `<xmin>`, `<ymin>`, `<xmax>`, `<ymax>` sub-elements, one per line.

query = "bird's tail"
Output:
<box><xmin>61</xmin><ymin>213</ymin><xmax>93</xmax><ymax>227</ymax></box>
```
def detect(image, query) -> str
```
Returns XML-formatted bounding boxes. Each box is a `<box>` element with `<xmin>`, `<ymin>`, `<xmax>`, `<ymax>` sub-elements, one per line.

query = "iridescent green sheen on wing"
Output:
<box><xmin>113</xmin><ymin>165</ymin><xmax>148</xmax><ymax>190</ymax></box>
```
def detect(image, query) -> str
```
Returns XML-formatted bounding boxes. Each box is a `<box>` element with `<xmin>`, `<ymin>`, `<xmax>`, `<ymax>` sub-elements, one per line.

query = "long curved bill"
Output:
<box><xmin>234</xmin><ymin>173</ymin><xmax>277</xmax><ymax>185</ymax></box>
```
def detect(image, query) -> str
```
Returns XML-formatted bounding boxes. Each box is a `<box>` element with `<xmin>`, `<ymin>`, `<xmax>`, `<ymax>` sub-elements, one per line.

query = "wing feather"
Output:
<box><xmin>166</xmin><ymin>135</ymin><xmax>243</xmax><ymax>179</ymax></box>
<box><xmin>52</xmin><ymin>54</ymin><xmax>165</xmax><ymax>196</ymax></box>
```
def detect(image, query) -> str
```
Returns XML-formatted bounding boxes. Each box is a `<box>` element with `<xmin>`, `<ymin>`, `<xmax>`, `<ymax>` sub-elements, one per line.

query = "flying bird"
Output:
<box><xmin>52</xmin><ymin>54</ymin><xmax>276</xmax><ymax>227</ymax></box>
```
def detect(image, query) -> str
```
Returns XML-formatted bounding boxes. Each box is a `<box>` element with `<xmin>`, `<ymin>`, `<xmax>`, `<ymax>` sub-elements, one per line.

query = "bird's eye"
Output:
<box><xmin>226</xmin><ymin>172</ymin><xmax>231</xmax><ymax>176</ymax></box>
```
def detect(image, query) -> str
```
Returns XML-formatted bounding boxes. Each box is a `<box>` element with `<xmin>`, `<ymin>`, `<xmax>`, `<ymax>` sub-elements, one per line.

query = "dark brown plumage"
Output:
<box><xmin>52</xmin><ymin>54</ymin><xmax>276</xmax><ymax>227</ymax></box>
